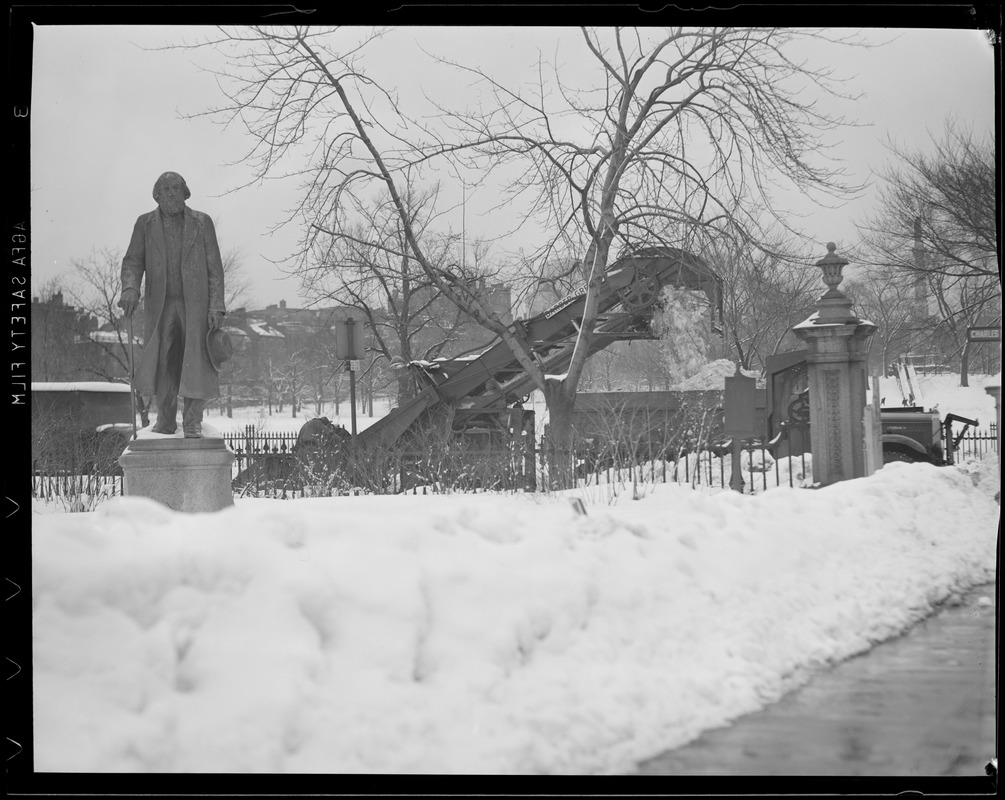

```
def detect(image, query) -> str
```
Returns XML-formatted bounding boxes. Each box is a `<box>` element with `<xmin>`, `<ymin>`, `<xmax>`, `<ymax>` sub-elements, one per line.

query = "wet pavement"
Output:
<box><xmin>635</xmin><ymin>582</ymin><xmax>997</xmax><ymax>778</ymax></box>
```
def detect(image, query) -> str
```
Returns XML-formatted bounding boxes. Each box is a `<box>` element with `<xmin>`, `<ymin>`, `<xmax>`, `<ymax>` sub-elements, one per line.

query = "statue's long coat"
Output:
<box><xmin>121</xmin><ymin>207</ymin><xmax>226</xmax><ymax>400</ymax></box>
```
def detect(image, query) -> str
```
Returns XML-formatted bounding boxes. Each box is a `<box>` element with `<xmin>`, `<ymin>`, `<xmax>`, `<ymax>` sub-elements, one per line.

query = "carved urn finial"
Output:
<box><xmin>816</xmin><ymin>242</ymin><xmax>848</xmax><ymax>298</ymax></box>
<box><xmin>813</xmin><ymin>242</ymin><xmax>857</xmax><ymax>324</ymax></box>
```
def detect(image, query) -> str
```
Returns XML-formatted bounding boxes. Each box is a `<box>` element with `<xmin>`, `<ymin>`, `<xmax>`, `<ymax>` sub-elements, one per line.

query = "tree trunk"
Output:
<box><xmin>960</xmin><ymin>340</ymin><xmax>971</xmax><ymax>387</ymax></box>
<box><xmin>543</xmin><ymin>380</ymin><xmax>577</xmax><ymax>490</ymax></box>
<box><xmin>732</xmin><ymin>330</ymin><xmax>748</xmax><ymax>371</ymax></box>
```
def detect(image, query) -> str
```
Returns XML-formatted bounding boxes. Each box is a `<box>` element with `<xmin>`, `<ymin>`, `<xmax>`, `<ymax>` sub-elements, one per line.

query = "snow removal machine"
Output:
<box><xmin>290</xmin><ymin>247</ymin><xmax>724</xmax><ymax>491</ymax></box>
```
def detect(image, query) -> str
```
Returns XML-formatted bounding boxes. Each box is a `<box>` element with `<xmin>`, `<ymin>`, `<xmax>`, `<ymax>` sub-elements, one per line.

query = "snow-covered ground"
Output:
<box><xmin>204</xmin><ymin>397</ymin><xmax>393</xmax><ymax>437</ymax></box>
<box><xmin>32</xmin><ymin>454</ymin><xmax>999</xmax><ymax>774</ymax></box>
<box><xmin>879</xmin><ymin>371</ymin><xmax>999</xmax><ymax>426</ymax></box>
<box><xmin>31</xmin><ymin>369</ymin><xmax>1000</xmax><ymax>773</ymax></box>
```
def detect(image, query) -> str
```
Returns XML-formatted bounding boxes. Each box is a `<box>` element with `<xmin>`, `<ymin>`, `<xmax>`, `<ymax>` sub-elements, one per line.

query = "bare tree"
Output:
<box><xmin>843</xmin><ymin>267</ymin><xmax>927</xmax><ymax>376</ymax></box>
<box><xmin>620</xmin><ymin>341</ymin><xmax>677</xmax><ymax>391</ymax></box>
<box><xmin>270</xmin><ymin>349</ymin><xmax>311</xmax><ymax>417</ymax></box>
<box><xmin>925</xmin><ymin>270</ymin><xmax>1001</xmax><ymax>386</ymax></box>
<box><xmin>428</xmin><ymin>27</ymin><xmax>856</xmax><ymax>478</ymax></box>
<box><xmin>221</xmin><ymin>246</ymin><xmax>254</xmax><ymax>313</ymax></box>
<box><xmin>183</xmin><ymin>26</ymin><xmax>857</xmax><ymax>484</ymax></box>
<box><xmin>701</xmin><ymin>236</ymin><xmax>820</xmax><ymax>371</ymax></box>
<box><xmin>260</xmin><ymin>356</ymin><xmax>283</xmax><ymax>415</ymax></box>
<box><xmin>857</xmin><ymin>119</ymin><xmax>1000</xmax><ymax>385</ymax></box>
<box><xmin>299</xmin><ymin>181</ymin><xmax>497</xmax><ymax>405</ymax></box>
<box><xmin>859</xmin><ymin>120</ymin><xmax>997</xmax><ymax>281</ymax></box>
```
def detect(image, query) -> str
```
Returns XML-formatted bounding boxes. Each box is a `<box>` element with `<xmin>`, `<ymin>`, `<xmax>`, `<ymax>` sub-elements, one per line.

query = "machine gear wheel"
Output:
<box><xmin>617</xmin><ymin>264</ymin><xmax>662</xmax><ymax>312</ymax></box>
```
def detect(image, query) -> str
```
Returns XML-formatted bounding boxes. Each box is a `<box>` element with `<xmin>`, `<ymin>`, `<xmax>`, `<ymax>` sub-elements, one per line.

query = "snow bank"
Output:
<box><xmin>670</xmin><ymin>359</ymin><xmax>763</xmax><ymax>391</ymax></box>
<box><xmin>31</xmin><ymin>381</ymin><xmax>131</xmax><ymax>393</ymax></box>
<box><xmin>32</xmin><ymin>462</ymin><xmax>998</xmax><ymax>774</ymax></box>
<box><xmin>879</xmin><ymin>372</ymin><xmax>997</xmax><ymax>425</ymax></box>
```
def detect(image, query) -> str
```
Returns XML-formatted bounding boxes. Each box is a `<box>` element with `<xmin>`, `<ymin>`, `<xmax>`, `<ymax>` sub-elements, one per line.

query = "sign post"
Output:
<box><xmin>968</xmin><ymin>328</ymin><xmax>1002</xmax><ymax>396</ymax></box>
<box><xmin>724</xmin><ymin>368</ymin><xmax>757</xmax><ymax>493</ymax></box>
<box><xmin>336</xmin><ymin>316</ymin><xmax>364</xmax><ymax>437</ymax></box>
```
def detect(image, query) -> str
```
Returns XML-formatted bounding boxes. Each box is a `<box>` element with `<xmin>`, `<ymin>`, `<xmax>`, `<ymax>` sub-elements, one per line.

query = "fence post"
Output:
<box><xmin>985</xmin><ymin>382</ymin><xmax>1000</xmax><ymax>468</ymax></box>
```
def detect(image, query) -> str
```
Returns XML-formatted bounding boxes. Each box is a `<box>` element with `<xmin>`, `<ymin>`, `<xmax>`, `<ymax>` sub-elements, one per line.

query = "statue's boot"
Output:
<box><xmin>151</xmin><ymin>395</ymin><xmax>177</xmax><ymax>434</ymax></box>
<box><xmin>182</xmin><ymin>398</ymin><xmax>205</xmax><ymax>439</ymax></box>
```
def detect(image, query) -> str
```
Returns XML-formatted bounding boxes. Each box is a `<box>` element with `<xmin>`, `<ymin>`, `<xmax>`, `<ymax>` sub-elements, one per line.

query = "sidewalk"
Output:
<box><xmin>635</xmin><ymin>582</ymin><xmax>997</xmax><ymax>777</ymax></box>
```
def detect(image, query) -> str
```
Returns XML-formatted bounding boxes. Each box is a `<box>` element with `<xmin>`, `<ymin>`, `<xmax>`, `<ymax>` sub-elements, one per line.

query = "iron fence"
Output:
<box><xmin>31</xmin><ymin>461</ymin><xmax>124</xmax><ymax>509</ymax></box>
<box><xmin>224</xmin><ymin>428</ymin><xmax>300</xmax><ymax>497</ymax></box>
<box><xmin>953</xmin><ymin>423</ymin><xmax>998</xmax><ymax>462</ymax></box>
<box><xmin>31</xmin><ymin>422</ymin><xmax>999</xmax><ymax>509</ymax></box>
<box><xmin>564</xmin><ymin>435</ymin><xmax>814</xmax><ymax>494</ymax></box>
<box><xmin>222</xmin><ymin>426</ymin><xmax>536</xmax><ymax>498</ymax></box>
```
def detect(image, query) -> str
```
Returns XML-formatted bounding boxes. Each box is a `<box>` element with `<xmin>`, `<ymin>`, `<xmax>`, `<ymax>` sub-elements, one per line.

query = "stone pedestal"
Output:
<box><xmin>792</xmin><ymin>243</ymin><xmax>878</xmax><ymax>487</ymax></box>
<box><xmin>118</xmin><ymin>434</ymin><xmax>236</xmax><ymax>513</ymax></box>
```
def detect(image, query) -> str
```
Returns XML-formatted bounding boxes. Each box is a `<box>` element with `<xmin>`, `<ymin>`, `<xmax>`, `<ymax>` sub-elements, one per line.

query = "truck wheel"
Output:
<box><xmin>883</xmin><ymin>443</ymin><xmax>929</xmax><ymax>464</ymax></box>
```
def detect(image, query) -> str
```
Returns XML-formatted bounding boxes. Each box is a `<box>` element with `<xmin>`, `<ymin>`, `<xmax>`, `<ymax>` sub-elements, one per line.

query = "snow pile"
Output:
<box><xmin>879</xmin><ymin>372</ymin><xmax>997</xmax><ymax>425</ymax></box>
<box><xmin>953</xmin><ymin>453</ymin><xmax>1001</xmax><ymax>501</ymax></box>
<box><xmin>196</xmin><ymin>396</ymin><xmax>396</xmax><ymax>437</ymax></box>
<box><xmin>670</xmin><ymin>359</ymin><xmax>763</xmax><ymax>391</ymax></box>
<box><xmin>31</xmin><ymin>381</ymin><xmax>131</xmax><ymax>393</ymax></box>
<box><xmin>32</xmin><ymin>462</ymin><xmax>998</xmax><ymax>774</ymax></box>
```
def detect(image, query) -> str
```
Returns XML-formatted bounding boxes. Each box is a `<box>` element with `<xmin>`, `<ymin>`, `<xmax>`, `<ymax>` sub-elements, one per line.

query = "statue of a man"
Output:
<box><xmin>118</xmin><ymin>172</ymin><xmax>226</xmax><ymax>438</ymax></box>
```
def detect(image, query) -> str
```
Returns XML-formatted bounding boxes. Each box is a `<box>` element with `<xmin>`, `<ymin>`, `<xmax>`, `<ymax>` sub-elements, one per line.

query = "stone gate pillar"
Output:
<box><xmin>793</xmin><ymin>243</ymin><xmax>877</xmax><ymax>487</ymax></box>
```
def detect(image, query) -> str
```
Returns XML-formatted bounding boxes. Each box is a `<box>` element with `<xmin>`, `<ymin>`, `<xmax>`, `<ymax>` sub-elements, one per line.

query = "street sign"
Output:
<box><xmin>335</xmin><ymin>317</ymin><xmax>364</xmax><ymax>360</ymax></box>
<box><xmin>348</xmin><ymin>359</ymin><xmax>362</xmax><ymax>372</ymax></box>
<box><xmin>968</xmin><ymin>327</ymin><xmax>1001</xmax><ymax>343</ymax></box>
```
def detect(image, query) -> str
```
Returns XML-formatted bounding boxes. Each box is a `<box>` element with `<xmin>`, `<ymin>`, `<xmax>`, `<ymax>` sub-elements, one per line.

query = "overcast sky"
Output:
<box><xmin>30</xmin><ymin>25</ymin><xmax>996</xmax><ymax>311</ymax></box>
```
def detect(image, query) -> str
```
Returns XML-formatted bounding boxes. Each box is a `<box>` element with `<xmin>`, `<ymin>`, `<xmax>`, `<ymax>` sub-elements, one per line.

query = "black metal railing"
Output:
<box><xmin>561</xmin><ymin>431</ymin><xmax>814</xmax><ymax>495</ymax></box>
<box><xmin>954</xmin><ymin>423</ymin><xmax>998</xmax><ymax>462</ymax></box>
<box><xmin>224</xmin><ymin>427</ymin><xmax>300</xmax><ymax>497</ymax></box>
<box><xmin>32</xmin><ymin>422</ymin><xmax>999</xmax><ymax>508</ymax></box>
<box><xmin>222</xmin><ymin>425</ymin><xmax>537</xmax><ymax>498</ymax></box>
<box><xmin>31</xmin><ymin>461</ymin><xmax>124</xmax><ymax>510</ymax></box>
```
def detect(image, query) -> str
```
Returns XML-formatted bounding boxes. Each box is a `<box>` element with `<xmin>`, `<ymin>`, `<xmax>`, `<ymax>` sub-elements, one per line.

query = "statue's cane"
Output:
<box><xmin>127</xmin><ymin>311</ymin><xmax>138</xmax><ymax>440</ymax></box>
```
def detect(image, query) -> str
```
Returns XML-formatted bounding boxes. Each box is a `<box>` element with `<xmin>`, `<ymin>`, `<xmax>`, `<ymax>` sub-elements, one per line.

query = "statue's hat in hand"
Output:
<box><xmin>207</xmin><ymin>328</ymin><xmax>233</xmax><ymax>370</ymax></box>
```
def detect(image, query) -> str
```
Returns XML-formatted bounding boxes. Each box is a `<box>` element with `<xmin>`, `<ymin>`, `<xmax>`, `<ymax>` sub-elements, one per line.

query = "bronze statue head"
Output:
<box><xmin>153</xmin><ymin>172</ymin><xmax>191</xmax><ymax>216</ymax></box>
